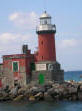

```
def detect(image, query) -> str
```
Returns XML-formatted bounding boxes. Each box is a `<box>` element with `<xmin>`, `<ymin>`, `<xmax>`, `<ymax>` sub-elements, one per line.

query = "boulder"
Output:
<box><xmin>47</xmin><ymin>88</ymin><xmax>54</xmax><ymax>95</ymax></box>
<box><xmin>29</xmin><ymin>96</ymin><xmax>35</xmax><ymax>101</ymax></box>
<box><xmin>58</xmin><ymin>86</ymin><xmax>65</xmax><ymax>93</ymax></box>
<box><xmin>44</xmin><ymin>92</ymin><xmax>54</xmax><ymax>101</ymax></box>
<box><xmin>38</xmin><ymin>86</ymin><xmax>45</xmax><ymax>92</ymax></box>
<box><xmin>30</xmin><ymin>86</ymin><xmax>38</xmax><ymax>92</ymax></box>
<box><xmin>68</xmin><ymin>87</ymin><xmax>77</xmax><ymax>94</ymax></box>
<box><xmin>54</xmin><ymin>88</ymin><xmax>60</xmax><ymax>94</ymax></box>
<box><xmin>34</xmin><ymin>92</ymin><xmax>44</xmax><ymax>100</ymax></box>
<box><xmin>72</xmin><ymin>94</ymin><xmax>77</xmax><ymax>101</ymax></box>
<box><xmin>79</xmin><ymin>85</ymin><xmax>82</xmax><ymax>91</ymax></box>
<box><xmin>44</xmin><ymin>84</ymin><xmax>52</xmax><ymax>91</ymax></box>
<box><xmin>62</xmin><ymin>88</ymin><xmax>69</xmax><ymax>97</ymax></box>
<box><xmin>13</xmin><ymin>95</ymin><xmax>24</xmax><ymax>101</ymax></box>
<box><xmin>18</xmin><ymin>87</ymin><xmax>26</xmax><ymax>95</ymax></box>
<box><xmin>10</xmin><ymin>87</ymin><xmax>18</xmax><ymax>95</ymax></box>
<box><xmin>34</xmin><ymin>92</ymin><xmax>43</xmax><ymax>97</ymax></box>
<box><xmin>78</xmin><ymin>92</ymin><xmax>82</xmax><ymax>100</ymax></box>
<box><xmin>54</xmin><ymin>94</ymin><xmax>60</xmax><ymax>100</ymax></box>
<box><xmin>52</xmin><ymin>83</ymin><xmax>60</xmax><ymax>88</ymax></box>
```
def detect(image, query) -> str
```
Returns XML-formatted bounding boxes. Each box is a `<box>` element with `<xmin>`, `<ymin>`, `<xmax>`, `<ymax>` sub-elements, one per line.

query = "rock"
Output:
<box><xmin>79</xmin><ymin>85</ymin><xmax>82</xmax><ymax>91</ymax></box>
<box><xmin>54</xmin><ymin>88</ymin><xmax>60</xmax><ymax>94</ymax></box>
<box><xmin>44</xmin><ymin>84</ymin><xmax>52</xmax><ymax>91</ymax></box>
<box><xmin>0</xmin><ymin>81</ymin><xmax>81</xmax><ymax>102</ymax></box>
<box><xmin>68</xmin><ymin>97</ymin><xmax>72</xmax><ymax>101</ymax></box>
<box><xmin>3</xmin><ymin>85</ymin><xmax>10</xmax><ymax>94</ymax></box>
<box><xmin>72</xmin><ymin>94</ymin><xmax>77</xmax><ymax>101</ymax></box>
<box><xmin>29</xmin><ymin>86</ymin><xmax>45</xmax><ymax>95</ymax></box>
<box><xmin>34</xmin><ymin>92</ymin><xmax>43</xmax><ymax>97</ymax></box>
<box><xmin>47</xmin><ymin>88</ymin><xmax>54</xmax><ymax>95</ymax></box>
<box><xmin>2</xmin><ymin>91</ymin><xmax>8</xmax><ymax>97</ymax></box>
<box><xmin>72</xmin><ymin>83</ymin><xmax>79</xmax><ymax>88</ymax></box>
<box><xmin>78</xmin><ymin>92</ymin><xmax>82</xmax><ymax>100</ymax></box>
<box><xmin>38</xmin><ymin>86</ymin><xmax>45</xmax><ymax>92</ymax></box>
<box><xmin>52</xmin><ymin>83</ymin><xmax>60</xmax><ymax>88</ymax></box>
<box><xmin>68</xmin><ymin>87</ymin><xmax>77</xmax><ymax>94</ymax></box>
<box><xmin>24</xmin><ymin>89</ymin><xmax>31</xmax><ymax>96</ymax></box>
<box><xmin>0</xmin><ymin>93</ymin><xmax>3</xmax><ymax>97</ymax></box>
<box><xmin>0</xmin><ymin>93</ymin><xmax>12</xmax><ymax>101</ymax></box>
<box><xmin>62</xmin><ymin>88</ymin><xmax>69</xmax><ymax>97</ymax></box>
<box><xmin>29</xmin><ymin>96</ymin><xmax>35</xmax><ymax>101</ymax></box>
<box><xmin>18</xmin><ymin>87</ymin><xmax>26</xmax><ymax>95</ymax></box>
<box><xmin>30</xmin><ymin>86</ymin><xmax>38</xmax><ymax>92</ymax></box>
<box><xmin>13</xmin><ymin>95</ymin><xmax>24</xmax><ymax>101</ymax></box>
<box><xmin>29</xmin><ymin>86</ymin><xmax>39</xmax><ymax>95</ymax></box>
<box><xmin>10</xmin><ymin>87</ymin><xmax>18</xmax><ymax>95</ymax></box>
<box><xmin>8</xmin><ymin>94</ymin><xmax>15</xmax><ymax>100</ymax></box>
<box><xmin>45</xmin><ymin>81</ymin><xmax>54</xmax><ymax>86</ymax></box>
<box><xmin>44</xmin><ymin>92</ymin><xmax>54</xmax><ymax>101</ymax></box>
<box><xmin>52</xmin><ymin>84</ymin><xmax>65</xmax><ymax>94</ymax></box>
<box><xmin>58</xmin><ymin>86</ymin><xmax>65</xmax><ymax>93</ymax></box>
<box><xmin>34</xmin><ymin>92</ymin><xmax>44</xmax><ymax>100</ymax></box>
<box><xmin>54</xmin><ymin>95</ymin><xmax>60</xmax><ymax>100</ymax></box>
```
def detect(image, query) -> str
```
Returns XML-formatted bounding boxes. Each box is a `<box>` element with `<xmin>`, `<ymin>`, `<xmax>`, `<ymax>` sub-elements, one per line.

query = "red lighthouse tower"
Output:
<box><xmin>32</xmin><ymin>11</ymin><xmax>64</xmax><ymax>83</ymax></box>
<box><xmin>36</xmin><ymin>11</ymin><xmax>56</xmax><ymax>61</ymax></box>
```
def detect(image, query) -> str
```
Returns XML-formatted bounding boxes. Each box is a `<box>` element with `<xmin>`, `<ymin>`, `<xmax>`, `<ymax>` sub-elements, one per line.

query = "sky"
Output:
<box><xmin>0</xmin><ymin>0</ymin><xmax>82</xmax><ymax>71</ymax></box>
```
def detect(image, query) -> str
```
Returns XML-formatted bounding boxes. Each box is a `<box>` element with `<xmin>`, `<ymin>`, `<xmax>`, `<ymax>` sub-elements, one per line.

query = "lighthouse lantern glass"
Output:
<box><xmin>40</xmin><ymin>18</ymin><xmax>51</xmax><ymax>25</ymax></box>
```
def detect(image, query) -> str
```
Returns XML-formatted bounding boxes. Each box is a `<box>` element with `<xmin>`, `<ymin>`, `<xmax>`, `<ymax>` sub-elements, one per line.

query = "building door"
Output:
<box><xmin>39</xmin><ymin>74</ymin><xmax>45</xmax><ymax>84</ymax></box>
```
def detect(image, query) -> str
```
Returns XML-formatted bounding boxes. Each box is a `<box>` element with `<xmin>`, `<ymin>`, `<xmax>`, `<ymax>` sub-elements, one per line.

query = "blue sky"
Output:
<box><xmin>0</xmin><ymin>0</ymin><xmax>82</xmax><ymax>71</ymax></box>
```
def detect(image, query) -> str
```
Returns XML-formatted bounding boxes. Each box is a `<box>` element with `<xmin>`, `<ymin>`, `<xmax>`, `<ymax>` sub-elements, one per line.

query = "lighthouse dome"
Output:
<box><xmin>40</xmin><ymin>11</ymin><xmax>51</xmax><ymax>19</ymax></box>
<box><xmin>36</xmin><ymin>11</ymin><xmax>56</xmax><ymax>34</ymax></box>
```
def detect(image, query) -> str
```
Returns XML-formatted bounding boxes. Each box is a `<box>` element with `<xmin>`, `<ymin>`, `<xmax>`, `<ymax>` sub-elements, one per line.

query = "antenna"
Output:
<box><xmin>43</xmin><ymin>0</ymin><xmax>47</xmax><ymax>12</ymax></box>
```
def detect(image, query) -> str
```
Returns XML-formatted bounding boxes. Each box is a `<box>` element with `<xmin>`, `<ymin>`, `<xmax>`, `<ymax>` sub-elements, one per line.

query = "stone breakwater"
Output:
<box><xmin>0</xmin><ymin>81</ymin><xmax>82</xmax><ymax>102</ymax></box>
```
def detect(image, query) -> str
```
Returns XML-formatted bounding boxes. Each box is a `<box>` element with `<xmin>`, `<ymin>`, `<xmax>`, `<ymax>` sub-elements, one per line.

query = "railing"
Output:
<box><xmin>36</xmin><ymin>24</ymin><xmax>56</xmax><ymax>32</ymax></box>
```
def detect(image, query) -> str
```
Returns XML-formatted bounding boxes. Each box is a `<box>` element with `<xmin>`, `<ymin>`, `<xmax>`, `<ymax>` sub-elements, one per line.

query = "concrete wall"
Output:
<box><xmin>32</xmin><ymin>70</ymin><xmax>64</xmax><ymax>83</ymax></box>
<box><xmin>3</xmin><ymin>54</ymin><xmax>30</xmax><ymax>88</ymax></box>
<box><xmin>2</xmin><ymin>49</ymin><xmax>34</xmax><ymax>88</ymax></box>
<box><xmin>32</xmin><ymin>61</ymin><xmax>64</xmax><ymax>83</ymax></box>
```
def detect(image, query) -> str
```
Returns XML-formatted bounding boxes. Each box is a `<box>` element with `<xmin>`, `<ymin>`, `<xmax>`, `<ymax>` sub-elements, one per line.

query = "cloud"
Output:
<box><xmin>56</xmin><ymin>38</ymin><xmax>82</xmax><ymax>56</ymax></box>
<box><xmin>9</xmin><ymin>13</ymin><xmax>19</xmax><ymax>21</ymax></box>
<box><xmin>0</xmin><ymin>11</ymin><xmax>39</xmax><ymax>62</ymax></box>
<box><xmin>57</xmin><ymin>39</ymin><xmax>78</xmax><ymax>50</ymax></box>
<box><xmin>0</xmin><ymin>32</ymin><xmax>38</xmax><ymax>61</ymax></box>
<box><xmin>0</xmin><ymin>33</ymin><xmax>21</xmax><ymax>44</ymax></box>
<box><xmin>55</xmin><ymin>38</ymin><xmax>82</xmax><ymax>71</ymax></box>
<box><xmin>9</xmin><ymin>12</ymin><xmax>39</xmax><ymax>29</ymax></box>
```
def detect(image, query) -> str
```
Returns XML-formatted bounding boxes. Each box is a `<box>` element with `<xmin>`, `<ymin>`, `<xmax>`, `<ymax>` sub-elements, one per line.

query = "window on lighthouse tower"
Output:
<box><xmin>40</xmin><ymin>18</ymin><xmax>51</xmax><ymax>25</ymax></box>
<box><xmin>41</xmin><ymin>41</ymin><xmax>43</xmax><ymax>45</ymax></box>
<box><xmin>44</xmin><ymin>19</ymin><xmax>47</xmax><ymax>24</ymax></box>
<box><xmin>42</xmin><ymin>56</ymin><xmax>43</xmax><ymax>60</ymax></box>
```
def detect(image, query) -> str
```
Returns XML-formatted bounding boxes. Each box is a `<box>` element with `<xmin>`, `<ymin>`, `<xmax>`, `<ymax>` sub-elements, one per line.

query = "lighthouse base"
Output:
<box><xmin>32</xmin><ymin>61</ymin><xmax>64</xmax><ymax>83</ymax></box>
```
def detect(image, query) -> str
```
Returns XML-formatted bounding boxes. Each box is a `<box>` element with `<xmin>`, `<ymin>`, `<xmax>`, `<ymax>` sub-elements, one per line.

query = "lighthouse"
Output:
<box><xmin>36</xmin><ymin>11</ymin><xmax>56</xmax><ymax>61</ymax></box>
<box><xmin>32</xmin><ymin>11</ymin><xmax>64</xmax><ymax>83</ymax></box>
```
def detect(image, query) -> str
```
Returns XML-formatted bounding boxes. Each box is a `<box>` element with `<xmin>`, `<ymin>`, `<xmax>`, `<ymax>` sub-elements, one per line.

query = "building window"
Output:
<box><xmin>13</xmin><ymin>61</ymin><xmax>19</xmax><ymax>72</ymax></box>
<box><xmin>41</xmin><ymin>41</ymin><xmax>43</xmax><ymax>45</ymax></box>
<box><xmin>42</xmin><ymin>56</ymin><xmax>43</xmax><ymax>60</ymax></box>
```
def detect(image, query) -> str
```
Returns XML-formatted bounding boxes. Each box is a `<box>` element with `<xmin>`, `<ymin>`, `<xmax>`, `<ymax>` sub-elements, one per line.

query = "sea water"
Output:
<box><xmin>0</xmin><ymin>101</ymin><xmax>82</xmax><ymax>111</ymax></box>
<box><xmin>64</xmin><ymin>71</ymin><xmax>82</xmax><ymax>82</ymax></box>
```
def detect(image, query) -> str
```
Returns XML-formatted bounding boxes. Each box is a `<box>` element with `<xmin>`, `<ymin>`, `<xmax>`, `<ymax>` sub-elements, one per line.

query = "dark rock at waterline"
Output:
<box><xmin>78</xmin><ymin>92</ymin><xmax>82</xmax><ymax>100</ymax></box>
<box><xmin>0</xmin><ymin>81</ymin><xmax>82</xmax><ymax>102</ymax></box>
<box><xmin>44</xmin><ymin>92</ymin><xmax>54</xmax><ymax>101</ymax></box>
